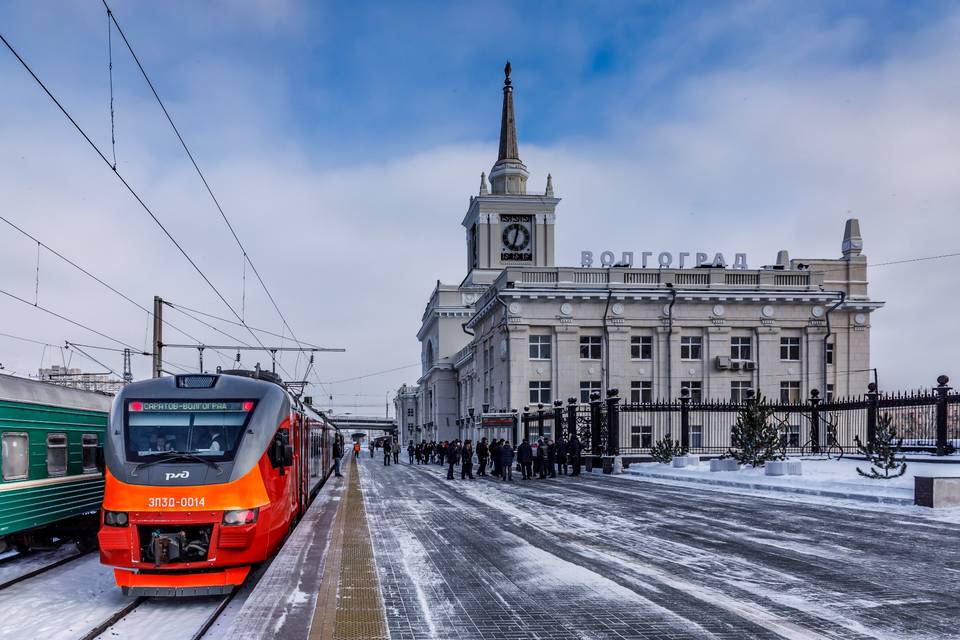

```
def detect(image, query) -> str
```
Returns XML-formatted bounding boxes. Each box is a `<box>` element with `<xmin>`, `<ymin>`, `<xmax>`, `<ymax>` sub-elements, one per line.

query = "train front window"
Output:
<box><xmin>125</xmin><ymin>400</ymin><xmax>254</xmax><ymax>462</ymax></box>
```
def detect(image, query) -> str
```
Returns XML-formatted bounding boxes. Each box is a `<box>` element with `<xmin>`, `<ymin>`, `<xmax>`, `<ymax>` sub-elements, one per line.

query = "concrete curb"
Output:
<box><xmin>623</xmin><ymin>469</ymin><xmax>914</xmax><ymax>505</ymax></box>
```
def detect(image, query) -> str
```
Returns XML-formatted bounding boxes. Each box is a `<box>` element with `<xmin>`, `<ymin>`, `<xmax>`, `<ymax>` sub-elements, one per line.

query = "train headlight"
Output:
<box><xmin>104</xmin><ymin>510</ymin><xmax>128</xmax><ymax>527</ymax></box>
<box><xmin>222</xmin><ymin>508</ymin><xmax>259</xmax><ymax>526</ymax></box>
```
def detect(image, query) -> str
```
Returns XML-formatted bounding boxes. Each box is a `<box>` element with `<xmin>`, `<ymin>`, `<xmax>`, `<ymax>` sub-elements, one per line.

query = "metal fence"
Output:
<box><xmin>513</xmin><ymin>375</ymin><xmax>960</xmax><ymax>459</ymax></box>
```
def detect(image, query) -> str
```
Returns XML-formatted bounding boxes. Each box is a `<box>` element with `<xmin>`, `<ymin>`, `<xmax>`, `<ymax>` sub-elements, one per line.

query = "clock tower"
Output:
<box><xmin>461</xmin><ymin>62</ymin><xmax>560</xmax><ymax>286</ymax></box>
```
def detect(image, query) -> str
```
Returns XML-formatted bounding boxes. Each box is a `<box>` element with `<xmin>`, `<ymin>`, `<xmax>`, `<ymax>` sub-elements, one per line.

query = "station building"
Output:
<box><xmin>395</xmin><ymin>64</ymin><xmax>883</xmax><ymax>444</ymax></box>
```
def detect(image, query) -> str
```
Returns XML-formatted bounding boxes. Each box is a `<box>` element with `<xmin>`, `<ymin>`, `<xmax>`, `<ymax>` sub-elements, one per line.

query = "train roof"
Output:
<box><xmin>0</xmin><ymin>373</ymin><xmax>113</xmax><ymax>413</ymax></box>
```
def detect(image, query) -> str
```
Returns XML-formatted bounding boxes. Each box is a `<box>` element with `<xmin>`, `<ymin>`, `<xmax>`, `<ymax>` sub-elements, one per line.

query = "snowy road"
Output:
<box><xmin>360</xmin><ymin>456</ymin><xmax>960</xmax><ymax>639</ymax></box>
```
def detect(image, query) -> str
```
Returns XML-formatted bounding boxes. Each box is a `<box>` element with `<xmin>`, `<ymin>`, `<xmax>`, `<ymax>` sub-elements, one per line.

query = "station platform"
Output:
<box><xmin>224</xmin><ymin>455</ymin><xmax>387</xmax><ymax>640</ymax></box>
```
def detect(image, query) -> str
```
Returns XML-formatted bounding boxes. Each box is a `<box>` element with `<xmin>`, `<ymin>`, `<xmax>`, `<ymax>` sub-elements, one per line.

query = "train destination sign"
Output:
<box><xmin>130</xmin><ymin>401</ymin><xmax>252</xmax><ymax>412</ymax></box>
<box><xmin>580</xmin><ymin>250</ymin><xmax>749</xmax><ymax>270</ymax></box>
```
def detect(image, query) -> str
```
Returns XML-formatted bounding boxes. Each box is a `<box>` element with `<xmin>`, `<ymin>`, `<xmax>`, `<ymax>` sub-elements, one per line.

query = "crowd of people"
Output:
<box><xmin>405</xmin><ymin>434</ymin><xmax>585</xmax><ymax>481</ymax></box>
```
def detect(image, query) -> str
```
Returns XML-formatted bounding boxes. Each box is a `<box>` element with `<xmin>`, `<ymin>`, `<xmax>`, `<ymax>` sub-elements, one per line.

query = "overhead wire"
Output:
<box><xmin>101</xmin><ymin>0</ymin><xmax>318</xmax><ymax>387</ymax></box>
<box><xmin>0</xmin><ymin>30</ymin><xmax>285</xmax><ymax>376</ymax></box>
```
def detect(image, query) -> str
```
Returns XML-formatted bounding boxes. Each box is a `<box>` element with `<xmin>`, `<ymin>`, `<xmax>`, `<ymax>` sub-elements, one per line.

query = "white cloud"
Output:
<box><xmin>1</xmin><ymin>4</ymin><xmax>958</xmax><ymax>407</ymax></box>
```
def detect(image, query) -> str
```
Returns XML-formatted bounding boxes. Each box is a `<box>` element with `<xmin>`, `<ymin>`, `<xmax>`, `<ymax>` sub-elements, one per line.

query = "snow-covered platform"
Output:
<box><xmin>624</xmin><ymin>457</ymin><xmax>960</xmax><ymax>505</ymax></box>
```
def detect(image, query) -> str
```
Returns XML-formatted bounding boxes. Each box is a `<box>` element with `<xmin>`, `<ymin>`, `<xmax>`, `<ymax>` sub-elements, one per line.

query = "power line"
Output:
<box><xmin>0</xmin><ymin>331</ymin><xmax>60</xmax><ymax>348</ymax></box>
<box><xmin>102</xmin><ymin>1</ymin><xmax>316</xmax><ymax>385</ymax></box>
<box><xmin>0</xmin><ymin>214</ymin><xmax>233</xmax><ymax>365</ymax></box>
<box><xmin>163</xmin><ymin>300</ymin><xmax>325</xmax><ymax>348</ymax></box>
<box><xmin>0</xmin><ymin>31</ymin><xmax>284</xmax><ymax>375</ymax></box>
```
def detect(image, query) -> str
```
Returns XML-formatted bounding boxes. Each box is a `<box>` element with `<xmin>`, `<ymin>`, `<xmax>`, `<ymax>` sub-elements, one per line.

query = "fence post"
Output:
<box><xmin>809</xmin><ymin>389</ymin><xmax>821</xmax><ymax>454</ymax></box>
<box><xmin>566</xmin><ymin>397</ymin><xmax>578</xmax><ymax>440</ymax></box>
<box><xmin>511</xmin><ymin>410</ymin><xmax>518</xmax><ymax>446</ymax></box>
<box><xmin>553</xmin><ymin>400</ymin><xmax>564</xmax><ymax>441</ymax></box>
<box><xmin>605</xmin><ymin>388</ymin><xmax>620</xmax><ymax>456</ymax></box>
<box><xmin>866</xmin><ymin>382</ymin><xmax>878</xmax><ymax>446</ymax></box>
<box><xmin>679</xmin><ymin>387</ymin><xmax>691</xmax><ymax>452</ymax></box>
<box><xmin>589</xmin><ymin>391</ymin><xmax>603</xmax><ymax>456</ymax></box>
<box><xmin>935</xmin><ymin>375</ymin><xmax>951</xmax><ymax>456</ymax></box>
<box><xmin>537</xmin><ymin>404</ymin><xmax>545</xmax><ymax>439</ymax></box>
<box><xmin>522</xmin><ymin>406</ymin><xmax>530</xmax><ymax>445</ymax></box>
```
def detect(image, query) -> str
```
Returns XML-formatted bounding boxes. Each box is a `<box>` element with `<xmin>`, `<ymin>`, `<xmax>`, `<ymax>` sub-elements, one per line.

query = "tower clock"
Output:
<box><xmin>500</xmin><ymin>214</ymin><xmax>533</xmax><ymax>262</ymax></box>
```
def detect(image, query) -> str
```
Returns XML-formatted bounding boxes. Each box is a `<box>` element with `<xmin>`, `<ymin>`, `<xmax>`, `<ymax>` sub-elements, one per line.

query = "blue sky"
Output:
<box><xmin>1</xmin><ymin>1</ymin><xmax>959</xmax><ymax>406</ymax></box>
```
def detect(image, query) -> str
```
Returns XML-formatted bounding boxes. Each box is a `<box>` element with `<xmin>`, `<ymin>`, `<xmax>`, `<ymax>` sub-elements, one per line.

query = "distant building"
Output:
<box><xmin>399</xmin><ymin>63</ymin><xmax>883</xmax><ymax>443</ymax></box>
<box><xmin>38</xmin><ymin>365</ymin><xmax>123</xmax><ymax>394</ymax></box>
<box><xmin>392</xmin><ymin>384</ymin><xmax>421</xmax><ymax>445</ymax></box>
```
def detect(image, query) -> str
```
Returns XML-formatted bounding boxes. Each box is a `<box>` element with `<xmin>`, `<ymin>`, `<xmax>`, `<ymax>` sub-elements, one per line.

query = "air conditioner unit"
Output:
<box><xmin>744</xmin><ymin>361</ymin><xmax>757</xmax><ymax>371</ymax></box>
<box><xmin>730</xmin><ymin>361</ymin><xmax>742</xmax><ymax>371</ymax></box>
<box><xmin>715</xmin><ymin>356</ymin><xmax>731</xmax><ymax>370</ymax></box>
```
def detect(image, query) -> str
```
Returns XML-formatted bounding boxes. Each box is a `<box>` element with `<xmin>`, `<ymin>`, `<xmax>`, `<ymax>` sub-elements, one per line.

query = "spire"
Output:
<box><xmin>479</xmin><ymin>172</ymin><xmax>488</xmax><ymax>195</ymax></box>
<box><xmin>498</xmin><ymin>62</ymin><xmax>519</xmax><ymax>162</ymax></box>
<box><xmin>842</xmin><ymin>218</ymin><xmax>863</xmax><ymax>258</ymax></box>
<box><xmin>490</xmin><ymin>61</ymin><xmax>529</xmax><ymax>195</ymax></box>
<box><xmin>545</xmin><ymin>174</ymin><xmax>554</xmax><ymax>197</ymax></box>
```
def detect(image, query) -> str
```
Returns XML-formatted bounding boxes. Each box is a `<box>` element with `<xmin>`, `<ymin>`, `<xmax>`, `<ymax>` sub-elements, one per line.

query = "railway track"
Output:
<box><xmin>76</xmin><ymin>587</ymin><xmax>239</xmax><ymax>640</ymax></box>
<box><xmin>0</xmin><ymin>549</ymin><xmax>92</xmax><ymax>592</ymax></box>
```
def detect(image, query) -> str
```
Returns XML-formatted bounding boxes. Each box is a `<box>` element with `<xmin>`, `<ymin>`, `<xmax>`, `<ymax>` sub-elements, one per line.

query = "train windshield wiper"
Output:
<box><xmin>134</xmin><ymin>451</ymin><xmax>222</xmax><ymax>474</ymax></box>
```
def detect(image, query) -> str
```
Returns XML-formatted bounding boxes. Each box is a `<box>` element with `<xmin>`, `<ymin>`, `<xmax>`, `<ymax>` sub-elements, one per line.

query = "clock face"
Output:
<box><xmin>500</xmin><ymin>215</ymin><xmax>533</xmax><ymax>261</ymax></box>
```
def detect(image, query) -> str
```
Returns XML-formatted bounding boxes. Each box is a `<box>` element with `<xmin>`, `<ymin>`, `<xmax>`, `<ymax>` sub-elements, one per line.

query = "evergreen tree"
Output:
<box><xmin>854</xmin><ymin>413</ymin><xmax>907</xmax><ymax>479</ymax></box>
<box><xmin>727</xmin><ymin>392</ymin><xmax>783</xmax><ymax>467</ymax></box>
<box><xmin>650</xmin><ymin>433</ymin><xmax>685</xmax><ymax>463</ymax></box>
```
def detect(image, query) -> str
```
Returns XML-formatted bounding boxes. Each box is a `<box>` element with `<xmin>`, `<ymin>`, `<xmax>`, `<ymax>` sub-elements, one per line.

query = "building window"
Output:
<box><xmin>579</xmin><ymin>336</ymin><xmax>602</xmax><ymax>360</ymax></box>
<box><xmin>826</xmin><ymin>342</ymin><xmax>834</xmax><ymax>365</ymax></box>
<box><xmin>630</xmin><ymin>381</ymin><xmax>653</xmax><ymax>404</ymax></box>
<box><xmin>82</xmin><ymin>434</ymin><xmax>98</xmax><ymax>473</ymax></box>
<box><xmin>681</xmin><ymin>381</ymin><xmax>702</xmax><ymax>403</ymax></box>
<box><xmin>730</xmin><ymin>381</ymin><xmax>752</xmax><ymax>404</ymax></box>
<box><xmin>780</xmin><ymin>381</ymin><xmax>801</xmax><ymax>404</ymax></box>
<box><xmin>630</xmin><ymin>425</ymin><xmax>653</xmax><ymax>449</ymax></box>
<box><xmin>579</xmin><ymin>381</ymin><xmax>601</xmax><ymax>403</ymax></box>
<box><xmin>407</xmin><ymin>408</ymin><xmax>414</xmax><ymax>417</ymax></box>
<box><xmin>780</xmin><ymin>337</ymin><xmax>801</xmax><ymax>361</ymax></box>
<box><xmin>780</xmin><ymin>424</ymin><xmax>801</xmax><ymax>448</ymax></box>
<box><xmin>46</xmin><ymin>433</ymin><xmax>68</xmax><ymax>477</ymax></box>
<box><xmin>690</xmin><ymin>425</ymin><xmax>703</xmax><ymax>449</ymax></box>
<box><xmin>630</xmin><ymin>336</ymin><xmax>652</xmax><ymax>360</ymax></box>
<box><xmin>826</xmin><ymin>384</ymin><xmax>835</xmax><ymax>402</ymax></box>
<box><xmin>529</xmin><ymin>381</ymin><xmax>552</xmax><ymax>405</ymax></box>
<box><xmin>680</xmin><ymin>336</ymin><xmax>702</xmax><ymax>360</ymax></box>
<box><xmin>2</xmin><ymin>433</ymin><xmax>29</xmax><ymax>481</ymax></box>
<box><xmin>529</xmin><ymin>335</ymin><xmax>552</xmax><ymax>360</ymax></box>
<box><xmin>730</xmin><ymin>337</ymin><xmax>752</xmax><ymax>361</ymax></box>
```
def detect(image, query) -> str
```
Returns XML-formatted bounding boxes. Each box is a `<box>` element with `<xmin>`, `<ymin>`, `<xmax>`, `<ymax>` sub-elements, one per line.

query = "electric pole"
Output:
<box><xmin>152</xmin><ymin>295</ymin><xmax>163</xmax><ymax>378</ymax></box>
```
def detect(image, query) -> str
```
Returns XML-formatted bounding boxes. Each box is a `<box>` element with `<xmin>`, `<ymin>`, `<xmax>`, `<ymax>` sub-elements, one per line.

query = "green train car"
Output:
<box><xmin>0</xmin><ymin>374</ymin><xmax>112</xmax><ymax>553</ymax></box>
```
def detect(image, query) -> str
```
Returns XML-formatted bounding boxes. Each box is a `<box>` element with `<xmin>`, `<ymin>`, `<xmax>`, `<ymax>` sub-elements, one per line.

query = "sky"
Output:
<box><xmin>1</xmin><ymin>0</ymin><xmax>959</xmax><ymax>415</ymax></box>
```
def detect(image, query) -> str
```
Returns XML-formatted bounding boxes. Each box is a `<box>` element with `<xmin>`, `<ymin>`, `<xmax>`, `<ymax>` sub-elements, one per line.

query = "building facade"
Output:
<box><xmin>400</xmin><ymin>64</ymin><xmax>883</xmax><ymax>443</ymax></box>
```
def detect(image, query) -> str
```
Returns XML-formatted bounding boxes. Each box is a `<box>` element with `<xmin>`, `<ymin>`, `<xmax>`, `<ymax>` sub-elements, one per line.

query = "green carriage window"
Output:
<box><xmin>82</xmin><ymin>434</ymin><xmax>98</xmax><ymax>473</ymax></box>
<box><xmin>46</xmin><ymin>433</ymin><xmax>68</xmax><ymax>477</ymax></box>
<box><xmin>2</xmin><ymin>433</ymin><xmax>29</xmax><ymax>481</ymax></box>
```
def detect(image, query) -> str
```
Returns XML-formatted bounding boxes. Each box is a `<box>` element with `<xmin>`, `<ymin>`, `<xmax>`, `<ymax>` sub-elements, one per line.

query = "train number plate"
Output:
<box><xmin>147</xmin><ymin>497</ymin><xmax>206</xmax><ymax>508</ymax></box>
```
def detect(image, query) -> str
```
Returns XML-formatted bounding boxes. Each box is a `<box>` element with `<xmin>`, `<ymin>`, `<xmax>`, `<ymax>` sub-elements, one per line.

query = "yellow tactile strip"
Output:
<box><xmin>310</xmin><ymin>456</ymin><xmax>388</xmax><ymax>640</ymax></box>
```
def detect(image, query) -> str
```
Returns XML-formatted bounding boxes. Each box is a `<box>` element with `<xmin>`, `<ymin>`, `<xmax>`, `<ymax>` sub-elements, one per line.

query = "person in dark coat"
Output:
<box><xmin>517</xmin><ymin>439</ymin><xmax>533</xmax><ymax>480</ymax></box>
<box><xmin>556</xmin><ymin>436</ymin><xmax>568</xmax><ymax>476</ymax></box>
<box><xmin>491</xmin><ymin>439</ymin><xmax>502</xmax><ymax>478</ymax></box>
<box><xmin>536</xmin><ymin>438</ymin><xmax>548</xmax><ymax>479</ymax></box>
<box><xmin>546</xmin><ymin>438</ymin><xmax>557</xmax><ymax>478</ymax></box>
<box><xmin>476</xmin><ymin>438</ymin><xmax>489</xmax><ymax>476</ymax></box>
<box><xmin>499</xmin><ymin>441</ymin><xmax>514</xmax><ymax>481</ymax></box>
<box><xmin>332</xmin><ymin>436</ymin><xmax>344</xmax><ymax>477</ymax></box>
<box><xmin>407</xmin><ymin>441</ymin><xmax>416</xmax><ymax>464</ymax></box>
<box><xmin>439</xmin><ymin>441</ymin><xmax>447</xmax><ymax>466</ymax></box>
<box><xmin>569</xmin><ymin>434</ymin><xmax>582</xmax><ymax>476</ymax></box>
<box><xmin>446</xmin><ymin>440</ymin><xmax>461</xmax><ymax>479</ymax></box>
<box><xmin>460</xmin><ymin>440</ymin><xmax>474</xmax><ymax>479</ymax></box>
<box><xmin>383</xmin><ymin>438</ymin><xmax>392</xmax><ymax>466</ymax></box>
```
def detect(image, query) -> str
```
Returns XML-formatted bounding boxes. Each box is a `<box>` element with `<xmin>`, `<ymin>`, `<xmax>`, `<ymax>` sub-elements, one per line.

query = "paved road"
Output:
<box><xmin>359</xmin><ymin>455</ymin><xmax>960</xmax><ymax>640</ymax></box>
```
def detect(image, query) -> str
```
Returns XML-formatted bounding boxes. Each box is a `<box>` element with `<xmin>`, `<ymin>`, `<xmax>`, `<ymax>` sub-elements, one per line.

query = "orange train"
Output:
<box><xmin>98</xmin><ymin>371</ymin><xmax>342</xmax><ymax>596</ymax></box>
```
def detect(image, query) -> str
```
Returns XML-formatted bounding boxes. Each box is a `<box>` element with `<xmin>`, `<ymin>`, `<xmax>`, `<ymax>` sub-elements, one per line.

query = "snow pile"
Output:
<box><xmin>624</xmin><ymin>457</ymin><xmax>960</xmax><ymax>505</ymax></box>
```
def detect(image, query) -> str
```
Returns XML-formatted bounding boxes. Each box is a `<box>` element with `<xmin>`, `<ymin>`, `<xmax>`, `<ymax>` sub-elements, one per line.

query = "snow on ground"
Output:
<box><xmin>0</xmin><ymin>554</ymin><xmax>128</xmax><ymax>640</ymax></box>
<box><xmin>92</xmin><ymin>596</ymin><xmax>223</xmax><ymax>639</ymax></box>
<box><xmin>624</xmin><ymin>456</ymin><xmax>960</xmax><ymax>504</ymax></box>
<box><xmin>0</xmin><ymin>544</ymin><xmax>80</xmax><ymax>587</ymax></box>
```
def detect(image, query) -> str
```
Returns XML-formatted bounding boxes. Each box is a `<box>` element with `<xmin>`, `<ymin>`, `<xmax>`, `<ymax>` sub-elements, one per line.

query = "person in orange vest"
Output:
<box><xmin>353</xmin><ymin>441</ymin><xmax>361</xmax><ymax>459</ymax></box>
